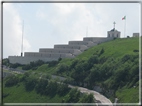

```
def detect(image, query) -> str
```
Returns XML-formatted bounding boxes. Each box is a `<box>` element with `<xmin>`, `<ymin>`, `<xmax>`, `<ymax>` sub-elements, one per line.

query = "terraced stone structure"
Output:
<box><xmin>9</xmin><ymin>29</ymin><xmax>120</xmax><ymax>64</ymax></box>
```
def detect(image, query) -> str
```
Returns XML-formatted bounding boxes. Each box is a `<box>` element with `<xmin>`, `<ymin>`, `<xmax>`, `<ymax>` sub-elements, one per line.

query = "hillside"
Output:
<box><xmin>3</xmin><ymin>37</ymin><xmax>140</xmax><ymax>104</ymax></box>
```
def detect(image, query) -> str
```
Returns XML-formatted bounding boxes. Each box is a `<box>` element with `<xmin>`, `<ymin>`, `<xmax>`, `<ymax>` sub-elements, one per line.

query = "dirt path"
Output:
<box><xmin>69</xmin><ymin>85</ymin><xmax>113</xmax><ymax>106</ymax></box>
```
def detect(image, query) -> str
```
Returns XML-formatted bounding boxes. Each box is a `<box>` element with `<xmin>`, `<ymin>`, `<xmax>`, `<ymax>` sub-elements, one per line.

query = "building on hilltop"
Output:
<box><xmin>8</xmin><ymin>29</ymin><xmax>121</xmax><ymax>65</ymax></box>
<box><xmin>107</xmin><ymin>28</ymin><xmax>121</xmax><ymax>38</ymax></box>
<box><xmin>133</xmin><ymin>33</ymin><xmax>139</xmax><ymax>37</ymax></box>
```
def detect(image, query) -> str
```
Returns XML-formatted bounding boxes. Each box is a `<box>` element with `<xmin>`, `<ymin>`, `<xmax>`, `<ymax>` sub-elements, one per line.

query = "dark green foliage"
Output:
<box><xmin>99</xmin><ymin>48</ymin><xmax>104</xmax><ymax>56</ymax></box>
<box><xmin>5</xmin><ymin>75</ymin><xmax>19</xmax><ymax>87</ymax></box>
<box><xmin>133</xmin><ymin>49</ymin><xmax>139</xmax><ymax>52</ymax></box>
<box><xmin>35</xmin><ymin>79</ymin><xmax>48</xmax><ymax>94</ymax></box>
<box><xmin>57</xmin><ymin>83</ymin><xmax>70</xmax><ymax>96</ymax></box>
<box><xmin>9</xmin><ymin>63</ymin><xmax>22</xmax><ymax>68</ymax></box>
<box><xmin>63</xmin><ymin>88</ymin><xmax>95</xmax><ymax>103</ymax></box>
<box><xmin>22</xmin><ymin>60</ymin><xmax>45</xmax><ymax>70</ymax></box>
<box><xmin>22</xmin><ymin>64</ymin><xmax>31</xmax><ymax>70</ymax></box>
<box><xmin>71</xmin><ymin>61</ymin><xmax>88</xmax><ymax>85</ymax></box>
<box><xmin>64</xmin><ymin>88</ymin><xmax>80</xmax><ymax>103</ymax></box>
<box><xmin>48</xmin><ymin>60</ymin><xmax>59</xmax><ymax>67</ymax></box>
<box><xmin>88</xmin><ymin>55</ymin><xmax>99</xmax><ymax>64</ymax></box>
<box><xmin>79</xmin><ymin>93</ymin><xmax>94</xmax><ymax>103</ymax></box>
<box><xmin>69</xmin><ymin>59</ymin><xmax>79</xmax><ymax>70</ymax></box>
<box><xmin>3</xmin><ymin>93</ymin><xmax>9</xmax><ymax>98</ymax></box>
<box><xmin>45</xmin><ymin>81</ymin><xmax>58</xmax><ymax>97</ymax></box>
<box><xmin>2</xmin><ymin>58</ymin><xmax>9</xmax><ymax>66</ymax></box>
<box><xmin>58</xmin><ymin>57</ymin><xmax>62</xmax><ymax>61</ymax></box>
<box><xmin>57</xmin><ymin>64</ymin><xmax>69</xmax><ymax>74</ymax></box>
<box><xmin>24</xmin><ymin>76</ymin><xmax>38</xmax><ymax>91</ymax></box>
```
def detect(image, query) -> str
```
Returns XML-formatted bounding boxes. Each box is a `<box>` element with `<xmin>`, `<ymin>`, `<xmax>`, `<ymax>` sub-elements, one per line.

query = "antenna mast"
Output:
<box><xmin>21</xmin><ymin>20</ymin><xmax>24</xmax><ymax>57</ymax></box>
<box><xmin>86</xmin><ymin>26</ymin><xmax>88</xmax><ymax>37</ymax></box>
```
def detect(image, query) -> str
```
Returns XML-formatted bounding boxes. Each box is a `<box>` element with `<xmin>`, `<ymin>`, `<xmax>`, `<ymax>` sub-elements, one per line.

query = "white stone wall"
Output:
<box><xmin>9</xmin><ymin>35</ymin><xmax>115</xmax><ymax>64</ymax></box>
<box><xmin>69</xmin><ymin>41</ymin><xmax>96</xmax><ymax>47</ymax></box>
<box><xmin>83</xmin><ymin>37</ymin><xmax>114</xmax><ymax>44</ymax></box>
<box><xmin>54</xmin><ymin>44</ymin><xmax>88</xmax><ymax>51</ymax></box>
<box><xmin>39</xmin><ymin>48</ymin><xmax>82</xmax><ymax>56</ymax></box>
<box><xmin>25</xmin><ymin>52</ymin><xmax>74</xmax><ymax>58</ymax></box>
<box><xmin>9</xmin><ymin>53</ymin><xmax>75</xmax><ymax>64</ymax></box>
<box><xmin>83</xmin><ymin>37</ymin><xmax>106</xmax><ymax>42</ymax></box>
<box><xmin>69</xmin><ymin>41</ymin><xmax>89</xmax><ymax>45</ymax></box>
<box><xmin>9</xmin><ymin>56</ymin><xmax>58</xmax><ymax>64</ymax></box>
<box><xmin>133</xmin><ymin>33</ymin><xmax>139</xmax><ymax>37</ymax></box>
<box><xmin>54</xmin><ymin>44</ymin><xmax>69</xmax><ymax>49</ymax></box>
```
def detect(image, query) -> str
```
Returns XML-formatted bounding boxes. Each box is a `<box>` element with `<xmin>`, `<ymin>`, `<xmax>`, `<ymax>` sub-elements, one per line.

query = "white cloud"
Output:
<box><xmin>3</xmin><ymin>3</ymin><xmax>31</xmax><ymax>58</ymax></box>
<box><xmin>3</xmin><ymin>3</ymin><xmax>140</xmax><ymax>58</ymax></box>
<box><xmin>34</xmin><ymin>3</ymin><xmax>140</xmax><ymax>49</ymax></box>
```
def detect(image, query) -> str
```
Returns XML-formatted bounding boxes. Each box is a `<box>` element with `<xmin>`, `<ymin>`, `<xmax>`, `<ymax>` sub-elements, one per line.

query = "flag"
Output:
<box><xmin>122</xmin><ymin>16</ymin><xmax>126</xmax><ymax>20</ymax></box>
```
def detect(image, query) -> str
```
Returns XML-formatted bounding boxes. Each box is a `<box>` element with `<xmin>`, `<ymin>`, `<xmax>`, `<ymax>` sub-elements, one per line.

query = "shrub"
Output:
<box><xmin>57</xmin><ymin>64</ymin><xmax>69</xmax><ymax>74</ymax></box>
<box><xmin>5</xmin><ymin>75</ymin><xmax>19</xmax><ymax>87</ymax></box>
<box><xmin>99</xmin><ymin>48</ymin><xmax>104</xmax><ymax>56</ymax></box>
<box><xmin>24</xmin><ymin>76</ymin><xmax>38</xmax><ymax>91</ymax></box>
<box><xmin>22</xmin><ymin>64</ymin><xmax>31</xmax><ymax>70</ymax></box>
<box><xmin>133</xmin><ymin>49</ymin><xmax>139</xmax><ymax>52</ymax></box>
<box><xmin>48</xmin><ymin>61</ymin><xmax>58</xmax><ymax>67</ymax></box>
<box><xmin>35</xmin><ymin>79</ymin><xmax>48</xmax><ymax>94</ymax></box>
<box><xmin>9</xmin><ymin>63</ymin><xmax>21</xmax><ymax>68</ymax></box>
<box><xmin>57</xmin><ymin>83</ymin><xmax>70</xmax><ymax>96</ymax></box>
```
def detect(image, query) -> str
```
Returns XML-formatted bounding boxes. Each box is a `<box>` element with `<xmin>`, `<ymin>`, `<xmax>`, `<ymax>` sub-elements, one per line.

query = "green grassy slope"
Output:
<box><xmin>3</xmin><ymin>82</ymin><xmax>65</xmax><ymax>103</ymax></box>
<box><xmin>3</xmin><ymin>37</ymin><xmax>140</xmax><ymax>103</ymax></box>
<box><xmin>77</xmin><ymin>37</ymin><xmax>139</xmax><ymax>59</ymax></box>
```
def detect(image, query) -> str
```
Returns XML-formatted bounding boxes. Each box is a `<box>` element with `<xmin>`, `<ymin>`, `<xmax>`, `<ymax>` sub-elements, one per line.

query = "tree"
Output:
<box><xmin>24</xmin><ymin>76</ymin><xmax>38</xmax><ymax>91</ymax></box>
<box><xmin>57</xmin><ymin>64</ymin><xmax>69</xmax><ymax>74</ymax></box>
<box><xmin>99</xmin><ymin>48</ymin><xmax>104</xmax><ymax>56</ymax></box>
<box><xmin>35</xmin><ymin>79</ymin><xmax>48</xmax><ymax>94</ymax></box>
<box><xmin>5</xmin><ymin>75</ymin><xmax>19</xmax><ymax>87</ymax></box>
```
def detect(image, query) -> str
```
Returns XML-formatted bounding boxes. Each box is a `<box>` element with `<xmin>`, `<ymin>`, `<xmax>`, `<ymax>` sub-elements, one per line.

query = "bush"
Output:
<box><xmin>57</xmin><ymin>83</ymin><xmax>70</xmax><ymax>96</ymax></box>
<box><xmin>5</xmin><ymin>75</ymin><xmax>19</xmax><ymax>87</ymax></box>
<box><xmin>48</xmin><ymin>61</ymin><xmax>59</xmax><ymax>67</ymax></box>
<box><xmin>64</xmin><ymin>88</ymin><xmax>80</xmax><ymax>103</ymax></box>
<box><xmin>9</xmin><ymin>63</ymin><xmax>21</xmax><ymax>68</ymax></box>
<box><xmin>45</xmin><ymin>81</ymin><xmax>58</xmax><ymax>97</ymax></box>
<box><xmin>133</xmin><ymin>49</ymin><xmax>139</xmax><ymax>52</ymax></box>
<box><xmin>99</xmin><ymin>48</ymin><xmax>105</xmax><ymax>56</ymax></box>
<box><xmin>35</xmin><ymin>79</ymin><xmax>48</xmax><ymax>94</ymax></box>
<box><xmin>79</xmin><ymin>93</ymin><xmax>94</xmax><ymax>103</ymax></box>
<box><xmin>2</xmin><ymin>58</ymin><xmax>9</xmax><ymax>66</ymax></box>
<box><xmin>22</xmin><ymin>64</ymin><xmax>31</xmax><ymax>70</ymax></box>
<box><xmin>24</xmin><ymin>76</ymin><xmax>38</xmax><ymax>91</ymax></box>
<box><xmin>57</xmin><ymin>64</ymin><xmax>69</xmax><ymax>74</ymax></box>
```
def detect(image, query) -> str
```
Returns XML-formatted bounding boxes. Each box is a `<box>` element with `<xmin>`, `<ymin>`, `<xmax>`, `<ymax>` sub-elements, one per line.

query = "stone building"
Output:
<box><xmin>8</xmin><ymin>29</ymin><xmax>120</xmax><ymax>65</ymax></box>
<box><xmin>133</xmin><ymin>33</ymin><xmax>139</xmax><ymax>37</ymax></box>
<box><xmin>107</xmin><ymin>28</ymin><xmax>121</xmax><ymax>38</ymax></box>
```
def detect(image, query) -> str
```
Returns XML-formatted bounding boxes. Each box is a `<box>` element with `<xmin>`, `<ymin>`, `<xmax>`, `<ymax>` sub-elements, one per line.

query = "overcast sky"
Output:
<box><xmin>3</xmin><ymin>1</ymin><xmax>141</xmax><ymax>58</ymax></box>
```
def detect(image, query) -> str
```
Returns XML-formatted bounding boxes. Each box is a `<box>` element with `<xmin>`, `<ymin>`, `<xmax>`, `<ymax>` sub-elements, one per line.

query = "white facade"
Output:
<box><xmin>69</xmin><ymin>41</ymin><xmax>96</xmax><ymax>47</ymax></box>
<box><xmin>54</xmin><ymin>44</ymin><xmax>88</xmax><ymax>51</ymax></box>
<box><xmin>39</xmin><ymin>48</ymin><xmax>82</xmax><ymax>56</ymax></box>
<box><xmin>9</xmin><ymin>29</ymin><xmax>120</xmax><ymax>65</ymax></box>
<box><xmin>107</xmin><ymin>28</ymin><xmax>120</xmax><ymax>38</ymax></box>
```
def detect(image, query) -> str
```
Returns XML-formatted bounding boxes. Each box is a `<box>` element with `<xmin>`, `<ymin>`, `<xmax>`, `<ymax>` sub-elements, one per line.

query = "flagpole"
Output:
<box><xmin>21</xmin><ymin>20</ymin><xmax>24</xmax><ymax>57</ymax></box>
<box><xmin>124</xmin><ymin>16</ymin><xmax>126</xmax><ymax>38</ymax></box>
<box><xmin>86</xmin><ymin>26</ymin><xmax>88</xmax><ymax>37</ymax></box>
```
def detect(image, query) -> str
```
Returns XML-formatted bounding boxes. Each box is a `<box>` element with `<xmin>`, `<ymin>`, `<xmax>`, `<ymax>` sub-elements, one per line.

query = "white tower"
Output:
<box><xmin>107</xmin><ymin>22</ymin><xmax>121</xmax><ymax>38</ymax></box>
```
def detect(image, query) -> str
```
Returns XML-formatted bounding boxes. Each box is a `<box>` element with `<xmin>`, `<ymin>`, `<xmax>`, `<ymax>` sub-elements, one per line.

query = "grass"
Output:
<box><xmin>116</xmin><ymin>86</ymin><xmax>139</xmax><ymax>103</ymax></box>
<box><xmin>77</xmin><ymin>37</ymin><xmax>139</xmax><ymax>59</ymax></box>
<box><xmin>3</xmin><ymin>82</ymin><xmax>65</xmax><ymax>103</ymax></box>
<box><xmin>3</xmin><ymin>37</ymin><xmax>139</xmax><ymax>103</ymax></box>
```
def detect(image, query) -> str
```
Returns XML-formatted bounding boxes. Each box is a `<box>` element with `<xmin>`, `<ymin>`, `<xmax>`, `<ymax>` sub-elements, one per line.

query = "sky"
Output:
<box><xmin>2</xmin><ymin>1</ymin><xmax>141</xmax><ymax>58</ymax></box>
